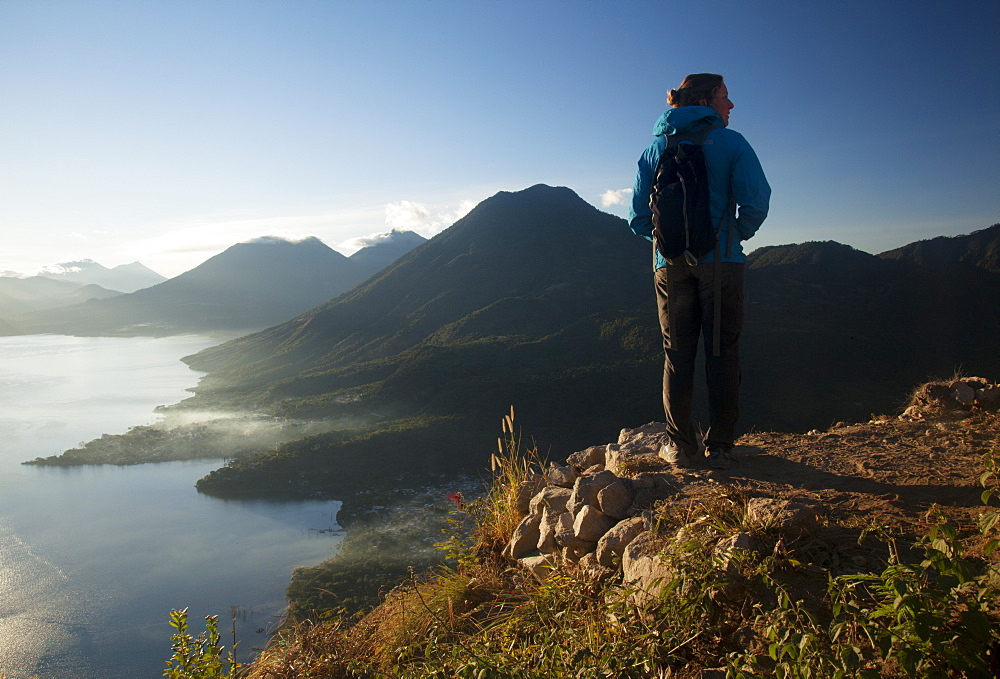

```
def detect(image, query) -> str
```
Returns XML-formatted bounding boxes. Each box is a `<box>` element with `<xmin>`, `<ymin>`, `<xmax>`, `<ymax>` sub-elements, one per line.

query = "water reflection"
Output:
<box><xmin>0</xmin><ymin>335</ymin><xmax>343</xmax><ymax>679</ymax></box>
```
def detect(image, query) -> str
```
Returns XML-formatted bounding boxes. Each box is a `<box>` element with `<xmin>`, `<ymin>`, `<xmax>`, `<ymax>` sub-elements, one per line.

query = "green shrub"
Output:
<box><xmin>163</xmin><ymin>608</ymin><xmax>241</xmax><ymax>679</ymax></box>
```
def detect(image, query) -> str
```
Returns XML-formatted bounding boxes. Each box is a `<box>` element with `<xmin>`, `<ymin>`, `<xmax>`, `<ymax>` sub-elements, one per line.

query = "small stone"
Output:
<box><xmin>713</xmin><ymin>532</ymin><xmax>757</xmax><ymax>574</ymax></box>
<box><xmin>977</xmin><ymin>385</ymin><xmax>1000</xmax><ymax>404</ymax></box>
<box><xmin>597</xmin><ymin>480</ymin><xmax>633</xmax><ymax>520</ymax></box>
<box><xmin>604</xmin><ymin>444</ymin><xmax>624</xmax><ymax>475</ymax></box>
<box><xmin>518</xmin><ymin>554</ymin><xmax>556</xmax><ymax>581</ymax></box>
<box><xmin>746</xmin><ymin>498</ymin><xmax>818</xmax><ymax>532</ymax></box>
<box><xmin>567</xmin><ymin>444</ymin><xmax>607</xmax><ymax>470</ymax></box>
<box><xmin>574</xmin><ymin>504</ymin><xmax>615</xmax><ymax>543</ymax></box>
<box><xmin>556</xmin><ymin>528</ymin><xmax>595</xmax><ymax>551</ymax></box>
<box><xmin>529</xmin><ymin>486</ymin><xmax>572</xmax><ymax>516</ymax></box>
<box><xmin>621</xmin><ymin>530</ymin><xmax>674</xmax><ymax>606</ymax></box>
<box><xmin>561</xmin><ymin>544</ymin><xmax>592</xmax><ymax>564</ymax></box>
<box><xmin>537</xmin><ymin>508</ymin><xmax>573</xmax><ymax>554</ymax></box>
<box><xmin>506</xmin><ymin>513</ymin><xmax>542</xmax><ymax>560</ymax></box>
<box><xmin>515</xmin><ymin>475</ymin><xmax>545</xmax><ymax>515</ymax></box>
<box><xmin>545</xmin><ymin>463</ymin><xmax>578</xmax><ymax>488</ymax></box>
<box><xmin>596</xmin><ymin>516</ymin><xmax>645</xmax><ymax>568</ymax></box>
<box><xmin>556</xmin><ymin>508</ymin><xmax>594</xmax><ymax>549</ymax></box>
<box><xmin>952</xmin><ymin>384</ymin><xmax>976</xmax><ymax>405</ymax></box>
<box><xmin>570</xmin><ymin>470</ymin><xmax>618</xmax><ymax>511</ymax></box>
<box><xmin>577</xmin><ymin>552</ymin><xmax>614</xmax><ymax>582</ymax></box>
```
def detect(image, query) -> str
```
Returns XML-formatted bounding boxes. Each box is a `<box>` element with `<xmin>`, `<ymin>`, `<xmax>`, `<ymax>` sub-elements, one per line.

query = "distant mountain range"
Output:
<box><xmin>0</xmin><ymin>232</ymin><xmax>426</xmax><ymax>336</ymax></box>
<box><xmin>179</xmin><ymin>186</ymin><xmax>999</xmax><ymax>499</ymax></box>
<box><xmin>0</xmin><ymin>276</ymin><xmax>122</xmax><ymax>317</ymax></box>
<box><xmin>33</xmin><ymin>259</ymin><xmax>168</xmax><ymax>293</ymax></box>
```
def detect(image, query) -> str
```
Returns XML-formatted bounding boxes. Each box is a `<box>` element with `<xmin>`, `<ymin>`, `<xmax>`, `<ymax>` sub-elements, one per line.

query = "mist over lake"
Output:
<box><xmin>0</xmin><ymin>335</ymin><xmax>343</xmax><ymax>679</ymax></box>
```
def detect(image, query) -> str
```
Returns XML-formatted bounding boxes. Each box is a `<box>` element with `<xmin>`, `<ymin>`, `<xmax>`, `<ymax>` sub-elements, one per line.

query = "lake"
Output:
<box><xmin>0</xmin><ymin>335</ymin><xmax>343</xmax><ymax>679</ymax></box>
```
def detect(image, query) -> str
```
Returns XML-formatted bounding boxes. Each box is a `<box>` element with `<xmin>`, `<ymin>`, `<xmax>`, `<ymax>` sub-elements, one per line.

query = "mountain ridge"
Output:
<box><xmin>0</xmin><ymin>276</ymin><xmax>122</xmax><ymax>317</ymax></box>
<box><xmin>34</xmin><ymin>259</ymin><xmax>166</xmax><ymax>292</ymax></box>
<box><xmin>0</xmin><ymin>232</ymin><xmax>424</xmax><ymax>337</ymax></box>
<box><xmin>177</xmin><ymin>185</ymin><xmax>1000</xmax><ymax>499</ymax></box>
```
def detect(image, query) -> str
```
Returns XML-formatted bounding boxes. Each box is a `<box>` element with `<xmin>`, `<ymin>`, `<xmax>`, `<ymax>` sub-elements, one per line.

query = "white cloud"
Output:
<box><xmin>336</xmin><ymin>198</ymin><xmax>477</xmax><ymax>255</ymax></box>
<box><xmin>600</xmin><ymin>188</ymin><xmax>633</xmax><ymax>208</ymax></box>
<box><xmin>384</xmin><ymin>200</ymin><xmax>433</xmax><ymax>231</ymax></box>
<box><xmin>38</xmin><ymin>263</ymin><xmax>85</xmax><ymax>275</ymax></box>
<box><xmin>382</xmin><ymin>198</ymin><xmax>477</xmax><ymax>239</ymax></box>
<box><xmin>337</xmin><ymin>230</ymin><xmax>404</xmax><ymax>253</ymax></box>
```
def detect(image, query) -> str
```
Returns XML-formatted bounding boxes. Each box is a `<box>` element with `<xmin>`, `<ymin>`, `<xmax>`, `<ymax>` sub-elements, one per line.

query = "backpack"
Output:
<box><xmin>649</xmin><ymin>125</ymin><xmax>721</xmax><ymax>266</ymax></box>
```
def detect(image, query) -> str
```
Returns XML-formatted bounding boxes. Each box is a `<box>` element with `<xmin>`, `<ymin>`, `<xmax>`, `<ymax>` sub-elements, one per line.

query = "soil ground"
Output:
<box><xmin>620</xmin><ymin>390</ymin><xmax>1000</xmax><ymax>576</ymax></box>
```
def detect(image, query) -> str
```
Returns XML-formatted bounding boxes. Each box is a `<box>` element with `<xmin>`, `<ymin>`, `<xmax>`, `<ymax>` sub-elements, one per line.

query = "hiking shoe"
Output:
<box><xmin>659</xmin><ymin>444</ymin><xmax>692</xmax><ymax>468</ymax></box>
<box><xmin>706</xmin><ymin>448</ymin><xmax>732</xmax><ymax>470</ymax></box>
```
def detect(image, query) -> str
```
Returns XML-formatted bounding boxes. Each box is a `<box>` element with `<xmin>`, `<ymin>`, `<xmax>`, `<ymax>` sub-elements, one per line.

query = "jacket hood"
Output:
<box><xmin>653</xmin><ymin>106</ymin><xmax>723</xmax><ymax>136</ymax></box>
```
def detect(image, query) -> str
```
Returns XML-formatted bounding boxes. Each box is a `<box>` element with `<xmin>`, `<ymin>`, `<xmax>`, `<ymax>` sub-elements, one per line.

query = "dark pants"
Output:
<box><xmin>654</xmin><ymin>262</ymin><xmax>744</xmax><ymax>455</ymax></box>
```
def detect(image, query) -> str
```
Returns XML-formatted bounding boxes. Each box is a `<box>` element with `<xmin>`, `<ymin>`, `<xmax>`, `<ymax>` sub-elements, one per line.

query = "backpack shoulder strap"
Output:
<box><xmin>666</xmin><ymin>124</ymin><xmax>722</xmax><ymax>149</ymax></box>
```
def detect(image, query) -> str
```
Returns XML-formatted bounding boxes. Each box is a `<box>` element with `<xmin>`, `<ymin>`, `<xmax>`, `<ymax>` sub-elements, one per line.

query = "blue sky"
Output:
<box><xmin>2</xmin><ymin>0</ymin><xmax>997</xmax><ymax>277</ymax></box>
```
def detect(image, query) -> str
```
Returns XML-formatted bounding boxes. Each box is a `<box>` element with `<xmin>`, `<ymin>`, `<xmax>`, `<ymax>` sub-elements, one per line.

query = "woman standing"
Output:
<box><xmin>628</xmin><ymin>73</ymin><xmax>771</xmax><ymax>470</ymax></box>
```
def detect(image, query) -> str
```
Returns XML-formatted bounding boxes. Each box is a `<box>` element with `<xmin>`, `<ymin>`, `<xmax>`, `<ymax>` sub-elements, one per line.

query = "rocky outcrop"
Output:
<box><xmin>503</xmin><ymin>422</ymin><xmax>820</xmax><ymax>607</ymax></box>
<box><xmin>902</xmin><ymin>376</ymin><xmax>1000</xmax><ymax>420</ymax></box>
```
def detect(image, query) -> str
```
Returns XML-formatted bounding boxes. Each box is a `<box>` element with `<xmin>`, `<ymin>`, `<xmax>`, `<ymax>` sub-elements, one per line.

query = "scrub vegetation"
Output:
<box><xmin>167</xmin><ymin>408</ymin><xmax>1000</xmax><ymax>678</ymax></box>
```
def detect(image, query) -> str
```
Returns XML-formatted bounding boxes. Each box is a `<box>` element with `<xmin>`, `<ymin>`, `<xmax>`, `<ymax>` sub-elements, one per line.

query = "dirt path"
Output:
<box><xmin>626</xmin><ymin>392</ymin><xmax>1000</xmax><ymax>570</ymax></box>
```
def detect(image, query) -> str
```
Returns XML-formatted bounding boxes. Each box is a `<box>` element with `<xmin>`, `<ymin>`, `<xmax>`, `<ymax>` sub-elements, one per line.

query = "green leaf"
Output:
<box><xmin>912</xmin><ymin>611</ymin><xmax>938</xmax><ymax>643</ymax></box>
<box><xmin>877</xmin><ymin>633</ymin><xmax>893</xmax><ymax>659</ymax></box>
<box><xmin>896</xmin><ymin>646</ymin><xmax>919</xmax><ymax>676</ymax></box>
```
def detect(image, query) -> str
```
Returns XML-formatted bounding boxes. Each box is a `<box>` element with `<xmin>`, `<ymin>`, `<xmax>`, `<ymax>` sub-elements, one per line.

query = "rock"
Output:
<box><xmin>713</xmin><ymin>532</ymin><xmax>757</xmax><ymax>575</ymax></box>
<box><xmin>567</xmin><ymin>445</ymin><xmax>606</xmax><ymax>470</ymax></box>
<box><xmin>515</xmin><ymin>475</ymin><xmax>545</xmax><ymax>515</ymax></box>
<box><xmin>506</xmin><ymin>513</ymin><xmax>542</xmax><ymax>560</ymax></box>
<box><xmin>545</xmin><ymin>463</ymin><xmax>578</xmax><ymax>488</ymax></box>
<box><xmin>537</xmin><ymin>508</ymin><xmax>570</xmax><ymax>554</ymax></box>
<box><xmin>621</xmin><ymin>530</ymin><xmax>674</xmax><ymax>605</ymax></box>
<box><xmin>596</xmin><ymin>516</ymin><xmax>645</xmax><ymax>568</ymax></box>
<box><xmin>562</xmin><ymin>544</ymin><xmax>592</xmax><ymax>564</ymax></box>
<box><xmin>529</xmin><ymin>486</ymin><xmax>572</xmax><ymax>516</ymax></box>
<box><xmin>605</xmin><ymin>444</ymin><xmax>624</xmax><ymax>476</ymax></box>
<box><xmin>569</xmin><ymin>470</ymin><xmax>618</xmax><ymax>513</ymax></box>
<box><xmin>598</xmin><ymin>480</ymin><xmax>633</xmax><ymax>520</ymax></box>
<box><xmin>574</xmin><ymin>505</ymin><xmax>616</xmax><ymax>543</ymax></box>
<box><xmin>518</xmin><ymin>554</ymin><xmax>556</xmax><ymax>581</ymax></box>
<box><xmin>746</xmin><ymin>498</ymin><xmax>818</xmax><ymax>532</ymax></box>
<box><xmin>577</xmin><ymin>552</ymin><xmax>614</xmax><ymax>582</ymax></box>
<box><xmin>977</xmin><ymin>384</ymin><xmax>1000</xmax><ymax>404</ymax></box>
<box><xmin>628</xmin><ymin>474</ymin><xmax>678</xmax><ymax>513</ymax></box>
<box><xmin>606</xmin><ymin>422</ymin><xmax>671</xmax><ymax>475</ymax></box>
<box><xmin>952</xmin><ymin>383</ymin><xmax>976</xmax><ymax>405</ymax></box>
<box><xmin>617</xmin><ymin>422</ymin><xmax>667</xmax><ymax>446</ymax></box>
<box><xmin>556</xmin><ymin>515</ymin><xmax>596</xmax><ymax>550</ymax></box>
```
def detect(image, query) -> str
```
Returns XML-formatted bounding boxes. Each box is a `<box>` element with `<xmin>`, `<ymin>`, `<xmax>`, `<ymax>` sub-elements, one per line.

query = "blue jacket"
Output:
<box><xmin>629</xmin><ymin>106</ymin><xmax>770</xmax><ymax>267</ymax></box>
